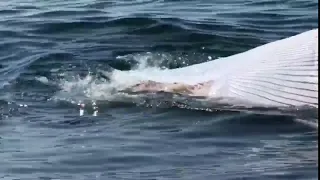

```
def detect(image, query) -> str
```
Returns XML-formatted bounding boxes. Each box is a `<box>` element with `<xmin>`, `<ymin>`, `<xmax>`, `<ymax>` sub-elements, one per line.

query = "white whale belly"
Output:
<box><xmin>208</xmin><ymin>29</ymin><xmax>318</xmax><ymax>108</ymax></box>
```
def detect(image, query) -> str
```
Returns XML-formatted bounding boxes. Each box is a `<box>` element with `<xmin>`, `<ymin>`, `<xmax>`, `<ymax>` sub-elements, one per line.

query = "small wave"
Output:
<box><xmin>26</xmin><ymin>9</ymin><xmax>104</xmax><ymax>19</ymax></box>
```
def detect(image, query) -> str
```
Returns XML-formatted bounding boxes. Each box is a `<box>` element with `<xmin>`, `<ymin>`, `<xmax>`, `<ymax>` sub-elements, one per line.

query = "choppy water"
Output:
<box><xmin>0</xmin><ymin>0</ymin><xmax>318</xmax><ymax>179</ymax></box>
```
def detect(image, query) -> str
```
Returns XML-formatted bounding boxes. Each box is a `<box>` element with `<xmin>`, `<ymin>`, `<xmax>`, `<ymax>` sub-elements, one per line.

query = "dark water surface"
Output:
<box><xmin>0</xmin><ymin>0</ymin><xmax>318</xmax><ymax>179</ymax></box>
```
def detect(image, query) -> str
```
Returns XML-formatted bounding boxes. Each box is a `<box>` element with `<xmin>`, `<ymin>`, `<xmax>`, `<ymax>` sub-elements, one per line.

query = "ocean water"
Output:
<box><xmin>0</xmin><ymin>0</ymin><xmax>318</xmax><ymax>180</ymax></box>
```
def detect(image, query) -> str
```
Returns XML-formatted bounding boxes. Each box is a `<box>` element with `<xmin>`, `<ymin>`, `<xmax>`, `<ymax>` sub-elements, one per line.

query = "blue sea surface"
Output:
<box><xmin>0</xmin><ymin>0</ymin><xmax>318</xmax><ymax>180</ymax></box>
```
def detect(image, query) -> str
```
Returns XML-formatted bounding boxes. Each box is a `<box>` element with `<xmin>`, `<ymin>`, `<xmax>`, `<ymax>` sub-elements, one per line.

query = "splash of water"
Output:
<box><xmin>51</xmin><ymin>51</ymin><xmax>213</xmax><ymax>102</ymax></box>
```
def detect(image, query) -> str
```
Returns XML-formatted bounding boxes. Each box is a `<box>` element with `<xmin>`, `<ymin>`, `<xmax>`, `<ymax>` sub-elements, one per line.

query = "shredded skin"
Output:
<box><xmin>128</xmin><ymin>80</ymin><xmax>214</xmax><ymax>97</ymax></box>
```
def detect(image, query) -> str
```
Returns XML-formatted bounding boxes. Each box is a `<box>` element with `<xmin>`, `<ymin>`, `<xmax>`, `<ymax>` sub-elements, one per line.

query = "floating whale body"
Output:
<box><xmin>113</xmin><ymin>29</ymin><xmax>318</xmax><ymax>109</ymax></box>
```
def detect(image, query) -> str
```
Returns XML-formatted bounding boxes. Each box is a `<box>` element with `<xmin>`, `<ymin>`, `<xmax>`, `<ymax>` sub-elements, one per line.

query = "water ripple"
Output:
<box><xmin>0</xmin><ymin>0</ymin><xmax>318</xmax><ymax>179</ymax></box>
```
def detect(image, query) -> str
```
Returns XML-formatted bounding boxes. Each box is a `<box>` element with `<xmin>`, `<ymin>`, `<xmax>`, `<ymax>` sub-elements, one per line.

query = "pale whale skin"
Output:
<box><xmin>206</xmin><ymin>28</ymin><xmax>318</xmax><ymax>108</ymax></box>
